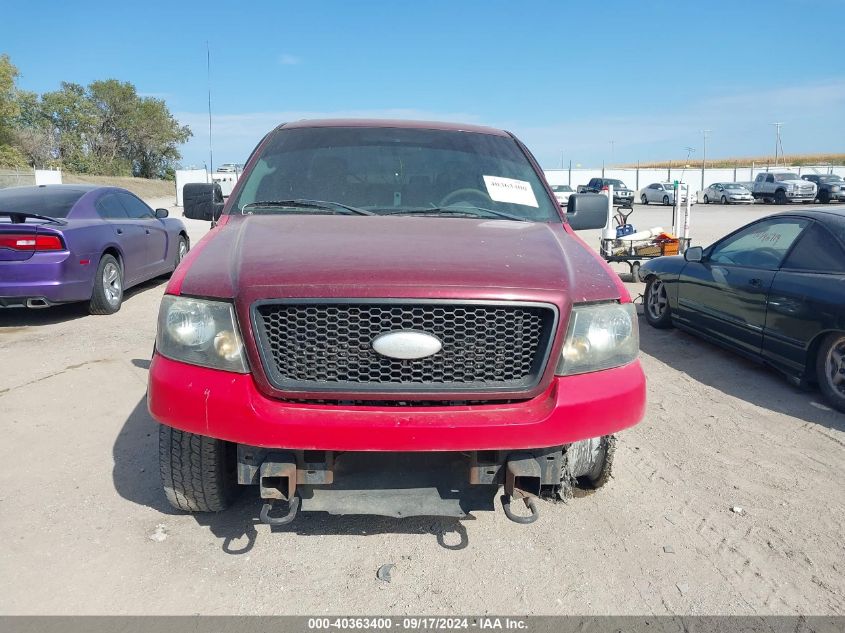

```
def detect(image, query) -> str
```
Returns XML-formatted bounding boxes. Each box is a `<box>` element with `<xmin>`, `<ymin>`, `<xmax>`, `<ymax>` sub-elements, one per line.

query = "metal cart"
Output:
<box><xmin>599</xmin><ymin>204</ymin><xmax>690</xmax><ymax>281</ymax></box>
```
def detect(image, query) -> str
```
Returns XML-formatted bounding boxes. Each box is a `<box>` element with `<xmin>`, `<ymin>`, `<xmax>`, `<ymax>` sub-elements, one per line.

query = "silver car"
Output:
<box><xmin>703</xmin><ymin>182</ymin><xmax>754</xmax><ymax>205</ymax></box>
<box><xmin>639</xmin><ymin>182</ymin><xmax>689</xmax><ymax>205</ymax></box>
<box><xmin>550</xmin><ymin>184</ymin><xmax>574</xmax><ymax>207</ymax></box>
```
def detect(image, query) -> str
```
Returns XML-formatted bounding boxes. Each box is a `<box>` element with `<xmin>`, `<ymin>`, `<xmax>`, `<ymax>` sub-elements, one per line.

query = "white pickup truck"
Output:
<box><xmin>752</xmin><ymin>171</ymin><xmax>817</xmax><ymax>204</ymax></box>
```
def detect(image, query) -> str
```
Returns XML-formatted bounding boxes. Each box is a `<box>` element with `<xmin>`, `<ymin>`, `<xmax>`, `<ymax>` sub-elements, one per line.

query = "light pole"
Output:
<box><xmin>701</xmin><ymin>129</ymin><xmax>711</xmax><ymax>190</ymax></box>
<box><xmin>771</xmin><ymin>122</ymin><xmax>783</xmax><ymax>166</ymax></box>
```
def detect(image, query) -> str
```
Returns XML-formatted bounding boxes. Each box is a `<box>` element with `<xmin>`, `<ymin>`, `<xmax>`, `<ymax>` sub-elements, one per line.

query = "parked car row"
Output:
<box><xmin>550</xmin><ymin>172</ymin><xmax>843</xmax><ymax>209</ymax></box>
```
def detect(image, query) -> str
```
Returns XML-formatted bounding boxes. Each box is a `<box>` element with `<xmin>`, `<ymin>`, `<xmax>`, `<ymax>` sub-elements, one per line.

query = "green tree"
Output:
<box><xmin>0</xmin><ymin>53</ymin><xmax>28</xmax><ymax>167</ymax></box>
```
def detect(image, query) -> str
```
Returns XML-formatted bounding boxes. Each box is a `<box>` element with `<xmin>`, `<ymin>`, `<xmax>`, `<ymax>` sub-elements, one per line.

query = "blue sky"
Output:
<box><xmin>4</xmin><ymin>0</ymin><xmax>844</xmax><ymax>169</ymax></box>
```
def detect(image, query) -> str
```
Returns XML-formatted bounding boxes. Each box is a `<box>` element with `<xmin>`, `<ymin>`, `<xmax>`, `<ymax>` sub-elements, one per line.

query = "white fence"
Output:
<box><xmin>544</xmin><ymin>164</ymin><xmax>845</xmax><ymax>195</ymax></box>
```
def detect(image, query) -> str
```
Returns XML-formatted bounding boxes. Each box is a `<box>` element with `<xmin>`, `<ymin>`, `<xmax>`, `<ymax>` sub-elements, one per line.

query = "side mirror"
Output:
<box><xmin>684</xmin><ymin>246</ymin><xmax>704</xmax><ymax>262</ymax></box>
<box><xmin>565</xmin><ymin>193</ymin><xmax>607</xmax><ymax>230</ymax></box>
<box><xmin>183</xmin><ymin>182</ymin><xmax>224</xmax><ymax>222</ymax></box>
<box><xmin>154</xmin><ymin>208</ymin><xmax>169</xmax><ymax>219</ymax></box>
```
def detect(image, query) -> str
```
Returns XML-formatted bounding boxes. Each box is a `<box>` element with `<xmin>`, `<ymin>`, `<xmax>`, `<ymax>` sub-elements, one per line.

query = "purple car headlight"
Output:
<box><xmin>156</xmin><ymin>295</ymin><xmax>248</xmax><ymax>372</ymax></box>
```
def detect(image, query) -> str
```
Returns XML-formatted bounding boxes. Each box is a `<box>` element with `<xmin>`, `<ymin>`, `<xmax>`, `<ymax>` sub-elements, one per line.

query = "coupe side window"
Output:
<box><xmin>95</xmin><ymin>193</ymin><xmax>129</xmax><ymax>220</ymax></box>
<box><xmin>708</xmin><ymin>218</ymin><xmax>809</xmax><ymax>268</ymax></box>
<box><xmin>118</xmin><ymin>193</ymin><xmax>154</xmax><ymax>219</ymax></box>
<box><xmin>781</xmin><ymin>223</ymin><xmax>845</xmax><ymax>273</ymax></box>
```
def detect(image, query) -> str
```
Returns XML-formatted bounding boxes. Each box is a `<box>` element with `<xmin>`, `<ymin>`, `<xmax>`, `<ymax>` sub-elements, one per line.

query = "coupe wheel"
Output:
<box><xmin>644</xmin><ymin>277</ymin><xmax>672</xmax><ymax>329</ymax></box>
<box><xmin>662</xmin><ymin>195</ymin><xmax>670</xmax><ymax>205</ymax></box>
<box><xmin>817</xmin><ymin>333</ymin><xmax>845</xmax><ymax>413</ymax></box>
<box><xmin>641</xmin><ymin>194</ymin><xmax>648</xmax><ymax>205</ymax></box>
<box><xmin>721</xmin><ymin>195</ymin><xmax>728</xmax><ymax>205</ymax></box>
<box><xmin>89</xmin><ymin>254</ymin><xmax>123</xmax><ymax>315</ymax></box>
<box><xmin>703</xmin><ymin>194</ymin><xmax>710</xmax><ymax>204</ymax></box>
<box><xmin>176</xmin><ymin>235</ymin><xmax>188</xmax><ymax>266</ymax></box>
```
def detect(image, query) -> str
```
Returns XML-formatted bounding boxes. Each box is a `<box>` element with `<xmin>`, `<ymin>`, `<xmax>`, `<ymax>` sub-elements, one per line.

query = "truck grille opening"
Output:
<box><xmin>252</xmin><ymin>301</ymin><xmax>557</xmax><ymax>394</ymax></box>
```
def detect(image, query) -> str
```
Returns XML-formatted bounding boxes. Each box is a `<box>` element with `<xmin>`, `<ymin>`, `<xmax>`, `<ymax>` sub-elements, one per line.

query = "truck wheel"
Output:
<box><xmin>819</xmin><ymin>190</ymin><xmax>831</xmax><ymax>204</ymax></box>
<box><xmin>560</xmin><ymin>435</ymin><xmax>616</xmax><ymax>495</ymax></box>
<box><xmin>816</xmin><ymin>333</ymin><xmax>845</xmax><ymax>413</ymax></box>
<box><xmin>775</xmin><ymin>189</ymin><xmax>787</xmax><ymax>205</ymax></box>
<box><xmin>159</xmin><ymin>426</ymin><xmax>240</xmax><ymax>512</ymax></box>
<box><xmin>88</xmin><ymin>254</ymin><xmax>123</xmax><ymax>315</ymax></box>
<box><xmin>641</xmin><ymin>194</ymin><xmax>648</xmax><ymax>205</ymax></box>
<box><xmin>644</xmin><ymin>276</ymin><xmax>672</xmax><ymax>329</ymax></box>
<box><xmin>662</xmin><ymin>195</ymin><xmax>670</xmax><ymax>205</ymax></box>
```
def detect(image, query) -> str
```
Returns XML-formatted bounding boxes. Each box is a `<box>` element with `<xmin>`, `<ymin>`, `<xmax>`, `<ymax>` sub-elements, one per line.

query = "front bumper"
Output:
<box><xmin>0</xmin><ymin>252</ymin><xmax>94</xmax><ymax>305</ymax></box>
<box><xmin>148</xmin><ymin>353</ymin><xmax>647</xmax><ymax>451</ymax></box>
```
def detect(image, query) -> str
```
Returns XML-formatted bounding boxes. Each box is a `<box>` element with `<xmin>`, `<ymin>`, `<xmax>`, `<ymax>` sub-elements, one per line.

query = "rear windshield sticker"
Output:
<box><xmin>483</xmin><ymin>176</ymin><xmax>539</xmax><ymax>208</ymax></box>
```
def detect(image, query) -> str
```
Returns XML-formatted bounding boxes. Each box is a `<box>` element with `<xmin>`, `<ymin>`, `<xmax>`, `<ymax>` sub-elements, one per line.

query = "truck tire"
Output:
<box><xmin>88</xmin><ymin>254</ymin><xmax>123</xmax><ymax>315</ymax></box>
<box><xmin>775</xmin><ymin>189</ymin><xmax>787</xmax><ymax>205</ymax></box>
<box><xmin>159</xmin><ymin>426</ymin><xmax>240</xmax><ymax>512</ymax></box>
<box><xmin>558</xmin><ymin>435</ymin><xmax>616</xmax><ymax>498</ymax></box>
<box><xmin>816</xmin><ymin>333</ymin><xmax>845</xmax><ymax>413</ymax></box>
<box><xmin>819</xmin><ymin>190</ymin><xmax>831</xmax><ymax>204</ymax></box>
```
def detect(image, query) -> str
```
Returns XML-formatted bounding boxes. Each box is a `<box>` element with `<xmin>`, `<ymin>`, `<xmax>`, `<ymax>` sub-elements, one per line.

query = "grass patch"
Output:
<box><xmin>621</xmin><ymin>153</ymin><xmax>845</xmax><ymax>169</ymax></box>
<box><xmin>63</xmin><ymin>173</ymin><xmax>175</xmax><ymax>199</ymax></box>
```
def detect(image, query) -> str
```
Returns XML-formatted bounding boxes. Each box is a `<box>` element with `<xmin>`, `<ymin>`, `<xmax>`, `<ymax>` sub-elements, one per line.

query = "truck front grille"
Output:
<box><xmin>251</xmin><ymin>300</ymin><xmax>557</xmax><ymax>395</ymax></box>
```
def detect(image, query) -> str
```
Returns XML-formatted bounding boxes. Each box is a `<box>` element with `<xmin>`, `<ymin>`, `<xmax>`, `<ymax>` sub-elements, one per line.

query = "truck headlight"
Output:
<box><xmin>555</xmin><ymin>303</ymin><xmax>639</xmax><ymax>376</ymax></box>
<box><xmin>156</xmin><ymin>295</ymin><xmax>248</xmax><ymax>372</ymax></box>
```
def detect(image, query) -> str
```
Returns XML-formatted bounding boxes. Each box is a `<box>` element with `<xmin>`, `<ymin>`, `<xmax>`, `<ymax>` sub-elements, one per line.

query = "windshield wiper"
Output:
<box><xmin>0</xmin><ymin>210</ymin><xmax>68</xmax><ymax>225</ymax></box>
<box><xmin>241</xmin><ymin>199</ymin><xmax>374</xmax><ymax>216</ymax></box>
<box><xmin>379</xmin><ymin>206</ymin><xmax>529</xmax><ymax>222</ymax></box>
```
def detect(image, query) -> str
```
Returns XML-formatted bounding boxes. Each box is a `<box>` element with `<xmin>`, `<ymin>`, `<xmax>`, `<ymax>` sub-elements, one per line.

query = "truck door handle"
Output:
<box><xmin>145</xmin><ymin>229</ymin><xmax>151</xmax><ymax>234</ymax></box>
<box><xmin>749</xmin><ymin>278</ymin><xmax>762</xmax><ymax>287</ymax></box>
<box><xmin>116</xmin><ymin>228</ymin><xmax>123</xmax><ymax>235</ymax></box>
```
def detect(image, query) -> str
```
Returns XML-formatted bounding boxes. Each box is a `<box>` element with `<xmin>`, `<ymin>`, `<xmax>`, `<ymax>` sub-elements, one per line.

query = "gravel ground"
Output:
<box><xmin>0</xmin><ymin>199</ymin><xmax>843</xmax><ymax>615</ymax></box>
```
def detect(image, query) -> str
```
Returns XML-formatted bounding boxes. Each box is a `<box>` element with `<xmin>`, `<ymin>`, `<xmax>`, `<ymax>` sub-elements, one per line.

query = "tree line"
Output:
<box><xmin>0</xmin><ymin>54</ymin><xmax>191</xmax><ymax>179</ymax></box>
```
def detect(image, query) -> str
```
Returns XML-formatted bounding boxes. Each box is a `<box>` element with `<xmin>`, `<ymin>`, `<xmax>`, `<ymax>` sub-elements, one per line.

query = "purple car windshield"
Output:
<box><xmin>0</xmin><ymin>188</ymin><xmax>87</xmax><ymax>219</ymax></box>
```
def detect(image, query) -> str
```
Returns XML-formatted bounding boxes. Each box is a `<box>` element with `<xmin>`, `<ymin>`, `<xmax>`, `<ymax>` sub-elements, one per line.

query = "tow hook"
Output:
<box><xmin>258</xmin><ymin>452</ymin><xmax>300</xmax><ymax>526</ymax></box>
<box><xmin>260</xmin><ymin>496</ymin><xmax>301</xmax><ymax>526</ymax></box>
<box><xmin>501</xmin><ymin>453</ymin><xmax>541</xmax><ymax>524</ymax></box>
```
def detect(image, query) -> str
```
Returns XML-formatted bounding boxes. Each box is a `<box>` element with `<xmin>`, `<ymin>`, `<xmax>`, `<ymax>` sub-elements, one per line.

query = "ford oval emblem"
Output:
<box><xmin>371</xmin><ymin>330</ymin><xmax>443</xmax><ymax>360</ymax></box>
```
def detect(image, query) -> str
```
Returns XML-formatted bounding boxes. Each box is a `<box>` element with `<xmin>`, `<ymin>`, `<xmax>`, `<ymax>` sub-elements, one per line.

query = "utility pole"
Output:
<box><xmin>700</xmin><ymin>129</ymin><xmax>711</xmax><ymax>190</ymax></box>
<box><xmin>610</xmin><ymin>140</ymin><xmax>615</xmax><ymax>166</ymax></box>
<box><xmin>771</xmin><ymin>122</ymin><xmax>783</xmax><ymax>167</ymax></box>
<box><xmin>560</xmin><ymin>151</ymin><xmax>564</xmax><ymax>169</ymax></box>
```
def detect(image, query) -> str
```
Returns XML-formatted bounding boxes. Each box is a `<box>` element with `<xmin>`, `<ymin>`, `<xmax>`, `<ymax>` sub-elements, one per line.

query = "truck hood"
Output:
<box><xmin>177</xmin><ymin>214</ymin><xmax>620</xmax><ymax>302</ymax></box>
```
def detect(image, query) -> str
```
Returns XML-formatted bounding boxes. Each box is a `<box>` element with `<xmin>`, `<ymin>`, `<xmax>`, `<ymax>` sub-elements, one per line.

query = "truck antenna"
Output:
<box><xmin>207</xmin><ymin>41</ymin><xmax>214</xmax><ymax>176</ymax></box>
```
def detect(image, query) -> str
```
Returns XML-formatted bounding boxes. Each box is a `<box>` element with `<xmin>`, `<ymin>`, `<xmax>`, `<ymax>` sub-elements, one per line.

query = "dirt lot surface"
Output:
<box><xmin>1</xmin><ymin>200</ymin><xmax>843</xmax><ymax>615</ymax></box>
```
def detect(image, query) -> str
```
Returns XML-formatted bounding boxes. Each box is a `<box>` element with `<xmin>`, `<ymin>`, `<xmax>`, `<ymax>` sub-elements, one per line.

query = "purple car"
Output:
<box><xmin>0</xmin><ymin>184</ymin><xmax>189</xmax><ymax>314</ymax></box>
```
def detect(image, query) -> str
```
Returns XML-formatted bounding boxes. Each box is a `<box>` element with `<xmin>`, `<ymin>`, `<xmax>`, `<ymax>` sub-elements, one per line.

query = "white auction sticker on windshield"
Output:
<box><xmin>483</xmin><ymin>175</ymin><xmax>538</xmax><ymax>208</ymax></box>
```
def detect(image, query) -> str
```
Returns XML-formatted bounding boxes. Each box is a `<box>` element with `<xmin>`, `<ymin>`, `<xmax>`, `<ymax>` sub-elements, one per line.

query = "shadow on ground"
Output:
<box><xmin>0</xmin><ymin>277</ymin><xmax>167</xmax><ymax>328</ymax></box>
<box><xmin>638</xmin><ymin>313</ymin><xmax>844</xmax><ymax>433</ymax></box>
<box><xmin>113</xmin><ymin>386</ymin><xmax>472</xmax><ymax>554</ymax></box>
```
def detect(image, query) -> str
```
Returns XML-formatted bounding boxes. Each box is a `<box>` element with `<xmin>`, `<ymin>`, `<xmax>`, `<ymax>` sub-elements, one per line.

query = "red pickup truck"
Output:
<box><xmin>149</xmin><ymin>119</ymin><xmax>646</xmax><ymax>524</ymax></box>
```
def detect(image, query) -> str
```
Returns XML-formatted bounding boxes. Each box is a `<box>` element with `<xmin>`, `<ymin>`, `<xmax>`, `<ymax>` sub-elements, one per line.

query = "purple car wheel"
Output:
<box><xmin>89</xmin><ymin>254</ymin><xmax>123</xmax><ymax>315</ymax></box>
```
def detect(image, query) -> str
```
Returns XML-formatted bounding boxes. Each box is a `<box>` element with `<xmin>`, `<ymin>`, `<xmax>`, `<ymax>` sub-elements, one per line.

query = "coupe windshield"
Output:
<box><xmin>723</xmin><ymin>183</ymin><xmax>744</xmax><ymax>189</ymax></box>
<box><xmin>552</xmin><ymin>185</ymin><xmax>572</xmax><ymax>192</ymax></box>
<box><xmin>231</xmin><ymin>126</ymin><xmax>560</xmax><ymax>221</ymax></box>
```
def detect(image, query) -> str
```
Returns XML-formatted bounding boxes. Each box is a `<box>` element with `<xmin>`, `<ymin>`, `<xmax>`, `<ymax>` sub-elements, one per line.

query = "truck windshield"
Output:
<box><xmin>605</xmin><ymin>179</ymin><xmax>627</xmax><ymax>188</ymax></box>
<box><xmin>775</xmin><ymin>173</ymin><xmax>800</xmax><ymax>180</ymax></box>
<box><xmin>230</xmin><ymin>126</ymin><xmax>560</xmax><ymax>222</ymax></box>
